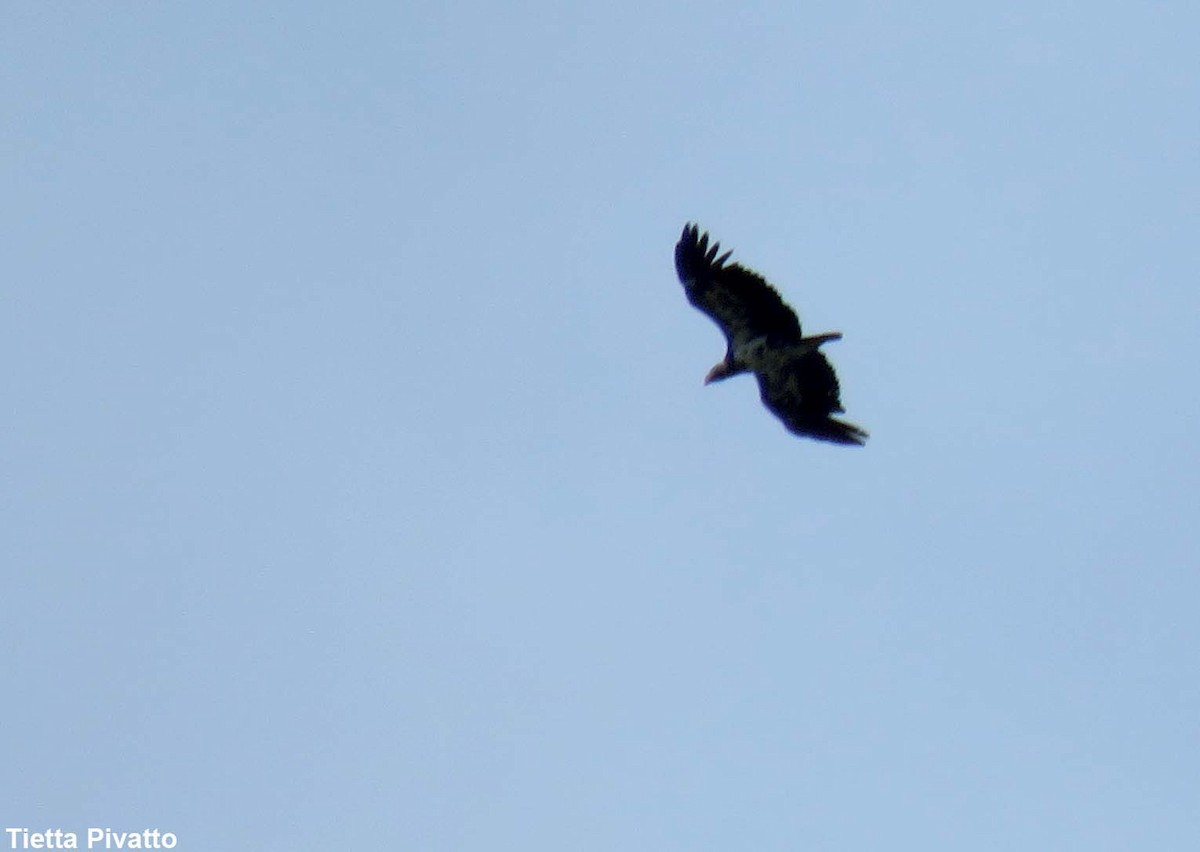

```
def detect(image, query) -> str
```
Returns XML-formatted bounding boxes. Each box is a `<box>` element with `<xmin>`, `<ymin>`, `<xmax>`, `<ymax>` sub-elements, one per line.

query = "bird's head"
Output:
<box><xmin>704</xmin><ymin>361</ymin><xmax>740</xmax><ymax>385</ymax></box>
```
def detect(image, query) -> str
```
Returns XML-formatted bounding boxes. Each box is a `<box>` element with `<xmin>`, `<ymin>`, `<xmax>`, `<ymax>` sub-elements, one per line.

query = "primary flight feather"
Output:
<box><xmin>674</xmin><ymin>223</ymin><xmax>868</xmax><ymax>445</ymax></box>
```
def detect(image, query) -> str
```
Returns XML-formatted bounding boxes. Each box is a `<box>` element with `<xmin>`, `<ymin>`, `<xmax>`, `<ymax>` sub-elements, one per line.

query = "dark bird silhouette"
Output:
<box><xmin>674</xmin><ymin>224</ymin><xmax>868</xmax><ymax>445</ymax></box>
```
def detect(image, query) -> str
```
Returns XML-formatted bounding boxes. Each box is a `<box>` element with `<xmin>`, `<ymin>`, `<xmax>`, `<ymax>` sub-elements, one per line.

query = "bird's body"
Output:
<box><xmin>674</xmin><ymin>224</ymin><xmax>868</xmax><ymax>445</ymax></box>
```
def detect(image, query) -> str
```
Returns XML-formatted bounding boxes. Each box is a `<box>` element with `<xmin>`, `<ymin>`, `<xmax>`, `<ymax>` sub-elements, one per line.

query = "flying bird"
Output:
<box><xmin>674</xmin><ymin>223</ymin><xmax>868</xmax><ymax>445</ymax></box>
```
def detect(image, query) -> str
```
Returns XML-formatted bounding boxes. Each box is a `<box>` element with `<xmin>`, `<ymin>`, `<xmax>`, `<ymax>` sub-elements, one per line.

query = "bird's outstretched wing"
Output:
<box><xmin>674</xmin><ymin>224</ymin><xmax>803</xmax><ymax>348</ymax></box>
<box><xmin>756</xmin><ymin>353</ymin><xmax>869</xmax><ymax>446</ymax></box>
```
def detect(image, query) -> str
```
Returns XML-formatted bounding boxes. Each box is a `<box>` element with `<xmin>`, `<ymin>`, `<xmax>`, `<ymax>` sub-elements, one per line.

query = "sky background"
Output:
<box><xmin>3</xmin><ymin>2</ymin><xmax>1198</xmax><ymax>849</ymax></box>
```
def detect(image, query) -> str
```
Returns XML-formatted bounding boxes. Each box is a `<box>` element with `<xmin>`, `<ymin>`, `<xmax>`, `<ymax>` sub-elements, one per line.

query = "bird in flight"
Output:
<box><xmin>674</xmin><ymin>223</ymin><xmax>868</xmax><ymax>445</ymax></box>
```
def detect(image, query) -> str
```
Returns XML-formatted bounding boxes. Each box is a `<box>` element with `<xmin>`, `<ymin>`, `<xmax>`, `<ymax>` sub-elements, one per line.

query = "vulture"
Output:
<box><xmin>674</xmin><ymin>223</ymin><xmax>868</xmax><ymax>445</ymax></box>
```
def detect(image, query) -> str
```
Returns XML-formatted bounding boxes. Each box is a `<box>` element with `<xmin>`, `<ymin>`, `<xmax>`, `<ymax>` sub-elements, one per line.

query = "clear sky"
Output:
<box><xmin>3</xmin><ymin>2</ymin><xmax>1198</xmax><ymax>849</ymax></box>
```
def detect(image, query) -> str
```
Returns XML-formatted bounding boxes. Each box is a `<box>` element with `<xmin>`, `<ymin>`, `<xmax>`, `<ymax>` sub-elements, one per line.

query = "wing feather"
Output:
<box><xmin>756</xmin><ymin>353</ymin><xmax>869</xmax><ymax>445</ymax></box>
<box><xmin>674</xmin><ymin>224</ymin><xmax>803</xmax><ymax>348</ymax></box>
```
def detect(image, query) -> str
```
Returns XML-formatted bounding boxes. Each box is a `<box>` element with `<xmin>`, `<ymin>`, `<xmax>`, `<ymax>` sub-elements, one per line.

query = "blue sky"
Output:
<box><xmin>3</xmin><ymin>2</ymin><xmax>1198</xmax><ymax>849</ymax></box>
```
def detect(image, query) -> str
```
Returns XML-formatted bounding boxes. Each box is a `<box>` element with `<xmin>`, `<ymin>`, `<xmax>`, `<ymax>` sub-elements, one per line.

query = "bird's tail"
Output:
<box><xmin>781</xmin><ymin>333</ymin><xmax>842</xmax><ymax>359</ymax></box>
<box><xmin>800</xmin><ymin>332</ymin><xmax>842</xmax><ymax>348</ymax></box>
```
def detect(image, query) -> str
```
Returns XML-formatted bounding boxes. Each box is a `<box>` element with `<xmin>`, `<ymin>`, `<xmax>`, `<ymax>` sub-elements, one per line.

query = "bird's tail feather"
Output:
<box><xmin>801</xmin><ymin>332</ymin><xmax>842</xmax><ymax>347</ymax></box>
<box><xmin>782</xmin><ymin>333</ymin><xmax>842</xmax><ymax>359</ymax></box>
